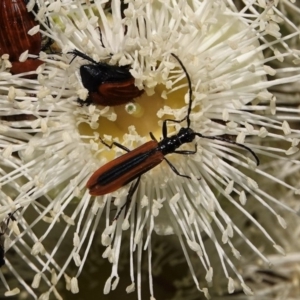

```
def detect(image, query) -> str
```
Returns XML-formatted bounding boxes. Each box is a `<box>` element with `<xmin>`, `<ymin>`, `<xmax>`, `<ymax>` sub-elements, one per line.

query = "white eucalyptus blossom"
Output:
<box><xmin>219</xmin><ymin>208</ymin><xmax>300</xmax><ymax>300</ymax></box>
<box><xmin>1</xmin><ymin>0</ymin><xmax>300</xmax><ymax>299</ymax></box>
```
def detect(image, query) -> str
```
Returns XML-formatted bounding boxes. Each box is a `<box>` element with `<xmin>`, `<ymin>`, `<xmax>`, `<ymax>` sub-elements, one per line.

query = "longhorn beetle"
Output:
<box><xmin>0</xmin><ymin>208</ymin><xmax>21</xmax><ymax>267</ymax></box>
<box><xmin>86</xmin><ymin>53</ymin><xmax>259</xmax><ymax>219</ymax></box>
<box><xmin>69</xmin><ymin>49</ymin><xmax>144</xmax><ymax>106</ymax></box>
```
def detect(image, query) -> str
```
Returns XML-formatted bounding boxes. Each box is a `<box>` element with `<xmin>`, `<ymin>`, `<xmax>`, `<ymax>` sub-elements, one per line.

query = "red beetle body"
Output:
<box><xmin>86</xmin><ymin>141</ymin><xmax>163</xmax><ymax>195</ymax></box>
<box><xmin>70</xmin><ymin>49</ymin><xmax>144</xmax><ymax>106</ymax></box>
<box><xmin>90</xmin><ymin>77</ymin><xmax>144</xmax><ymax>106</ymax></box>
<box><xmin>0</xmin><ymin>0</ymin><xmax>42</xmax><ymax>76</ymax></box>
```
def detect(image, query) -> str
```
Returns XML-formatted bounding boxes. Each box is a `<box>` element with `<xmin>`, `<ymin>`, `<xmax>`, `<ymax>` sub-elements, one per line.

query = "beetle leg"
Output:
<box><xmin>149</xmin><ymin>132</ymin><xmax>157</xmax><ymax>141</ymax></box>
<box><xmin>0</xmin><ymin>208</ymin><xmax>21</xmax><ymax>237</ymax></box>
<box><xmin>7</xmin><ymin>207</ymin><xmax>22</xmax><ymax>224</ymax></box>
<box><xmin>163</xmin><ymin>157</ymin><xmax>192</xmax><ymax>179</ymax></box>
<box><xmin>162</xmin><ymin>117</ymin><xmax>187</xmax><ymax>138</ymax></box>
<box><xmin>0</xmin><ymin>208</ymin><xmax>21</xmax><ymax>268</ymax></box>
<box><xmin>77</xmin><ymin>97</ymin><xmax>93</xmax><ymax>107</ymax></box>
<box><xmin>174</xmin><ymin>144</ymin><xmax>197</xmax><ymax>155</ymax></box>
<box><xmin>164</xmin><ymin>157</ymin><xmax>201</xmax><ymax>180</ymax></box>
<box><xmin>97</xmin><ymin>26</ymin><xmax>106</xmax><ymax>48</ymax></box>
<box><xmin>99</xmin><ymin>137</ymin><xmax>131</xmax><ymax>153</ymax></box>
<box><xmin>114</xmin><ymin>176</ymin><xmax>141</xmax><ymax>220</ymax></box>
<box><xmin>68</xmin><ymin>49</ymin><xmax>97</xmax><ymax>64</ymax></box>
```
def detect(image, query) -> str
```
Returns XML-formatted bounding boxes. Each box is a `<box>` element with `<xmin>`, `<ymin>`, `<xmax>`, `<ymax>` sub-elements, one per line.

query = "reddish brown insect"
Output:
<box><xmin>69</xmin><ymin>49</ymin><xmax>144</xmax><ymax>106</ymax></box>
<box><xmin>86</xmin><ymin>54</ymin><xmax>259</xmax><ymax>208</ymax></box>
<box><xmin>88</xmin><ymin>77</ymin><xmax>143</xmax><ymax>106</ymax></box>
<box><xmin>0</xmin><ymin>0</ymin><xmax>43</xmax><ymax>77</ymax></box>
<box><xmin>87</xmin><ymin>140</ymin><xmax>161</xmax><ymax>195</ymax></box>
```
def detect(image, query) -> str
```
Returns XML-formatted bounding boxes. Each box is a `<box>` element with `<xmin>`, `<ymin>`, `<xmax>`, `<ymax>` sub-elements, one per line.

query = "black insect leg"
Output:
<box><xmin>163</xmin><ymin>157</ymin><xmax>193</xmax><ymax>179</ymax></box>
<box><xmin>96</xmin><ymin>26</ymin><xmax>107</xmax><ymax>49</ymax></box>
<box><xmin>114</xmin><ymin>176</ymin><xmax>141</xmax><ymax>220</ymax></box>
<box><xmin>149</xmin><ymin>132</ymin><xmax>157</xmax><ymax>141</ymax></box>
<box><xmin>0</xmin><ymin>208</ymin><xmax>21</xmax><ymax>268</ymax></box>
<box><xmin>161</xmin><ymin>117</ymin><xmax>186</xmax><ymax>138</ymax></box>
<box><xmin>99</xmin><ymin>137</ymin><xmax>131</xmax><ymax>153</ymax></box>
<box><xmin>174</xmin><ymin>144</ymin><xmax>197</xmax><ymax>155</ymax></box>
<box><xmin>68</xmin><ymin>49</ymin><xmax>98</xmax><ymax>64</ymax></box>
<box><xmin>2</xmin><ymin>208</ymin><xmax>21</xmax><ymax>232</ymax></box>
<box><xmin>77</xmin><ymin>97</ymin><xmax>94</xmax><ymax>107</ymax></box>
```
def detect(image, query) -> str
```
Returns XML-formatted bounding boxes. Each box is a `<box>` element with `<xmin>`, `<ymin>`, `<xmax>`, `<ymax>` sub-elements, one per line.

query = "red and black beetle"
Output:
<box><xmin>69</xmin><ymin>49</ymin><xmax>144</xmax><ymax>106</ymax></box>
<box><xmin>0</xmin><ymin>0</ymin><xmax>43</xmax><ymax>78</ymax></box>
<box><xmin>86</xmin><ymin>54</ymin><xmax>259</xmax><ymax>219</ymax></box>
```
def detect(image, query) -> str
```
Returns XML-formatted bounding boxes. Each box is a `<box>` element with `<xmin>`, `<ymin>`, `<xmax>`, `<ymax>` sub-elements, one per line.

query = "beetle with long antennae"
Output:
<box><xmin>86</xmin><ymin>53</ymin><xmax>259</xmax><ymax>219</ymax></box>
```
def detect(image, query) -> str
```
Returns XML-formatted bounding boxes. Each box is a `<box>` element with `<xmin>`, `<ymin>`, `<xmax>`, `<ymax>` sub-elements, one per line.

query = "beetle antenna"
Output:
<box><xmin>195</xmin><ymin>133</ymin><xmax>260</xmax><ymax>166</ymax></box>
<box><xmin>68</xmin><ymin>49</ymin><xmax>98</xmax><ymax>65</ymax></box>
<box><xmin>170</xmin><ymin>53</ymin><xmax>193</xmax><ymax>128</ymax></box>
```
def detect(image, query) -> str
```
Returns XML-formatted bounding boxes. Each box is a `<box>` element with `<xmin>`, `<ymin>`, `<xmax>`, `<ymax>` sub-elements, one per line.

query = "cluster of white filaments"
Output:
<box><xmin>1</xmin><ymin>0</ymin><xmax>300</xmax><ymax>299</ymax></box>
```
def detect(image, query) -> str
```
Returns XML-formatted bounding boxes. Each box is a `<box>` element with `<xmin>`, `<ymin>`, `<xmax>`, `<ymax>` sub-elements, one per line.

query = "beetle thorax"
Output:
<box><xmin>158</xmin><ymin>127</ymin><xmax>196</xmax><ymax>155</ymax></box>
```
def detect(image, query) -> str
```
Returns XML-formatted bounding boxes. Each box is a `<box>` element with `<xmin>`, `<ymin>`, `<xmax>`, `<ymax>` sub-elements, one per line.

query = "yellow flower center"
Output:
<box><xmin>78</xmin><ymin>79</ymin><xmax>187</xmax><ymax>160</ymax></box>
